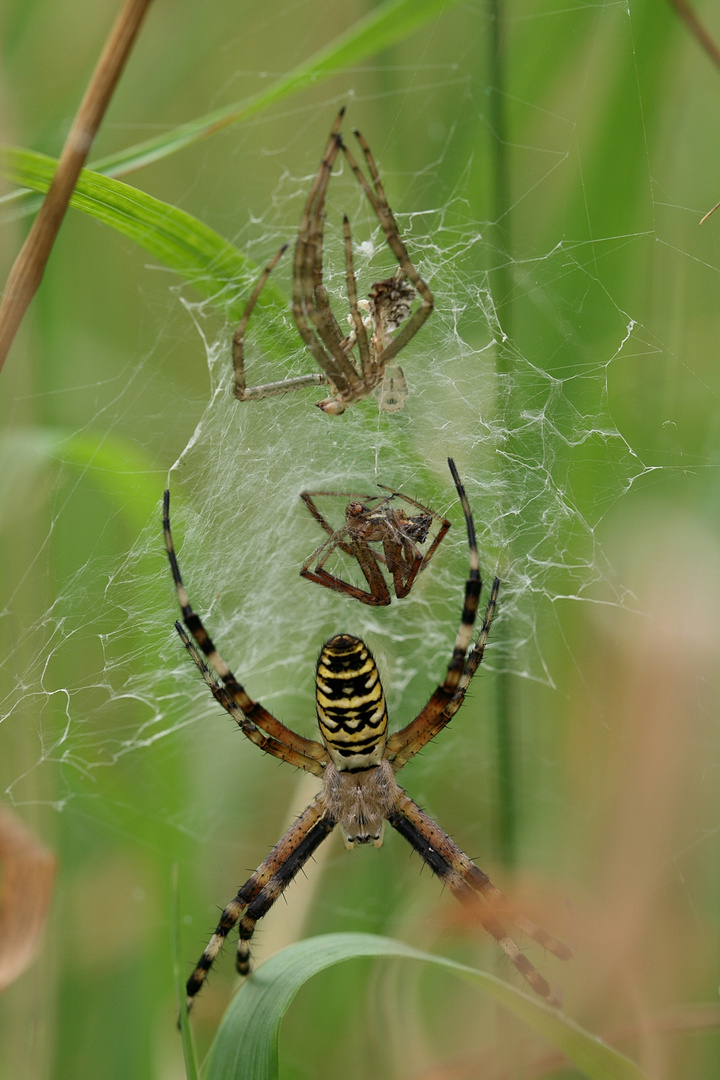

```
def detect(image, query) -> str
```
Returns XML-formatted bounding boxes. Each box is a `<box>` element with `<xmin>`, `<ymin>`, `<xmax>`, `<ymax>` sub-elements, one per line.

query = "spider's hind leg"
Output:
<box><xmin>388</xmin><ymin>792</ymin><xmax>569</xmax><ymax>1005</ymax></box>
<box><xmin>186</xmin><ymin>796</ymin><xmax>336</xmax><ymax>1008</ymax></box>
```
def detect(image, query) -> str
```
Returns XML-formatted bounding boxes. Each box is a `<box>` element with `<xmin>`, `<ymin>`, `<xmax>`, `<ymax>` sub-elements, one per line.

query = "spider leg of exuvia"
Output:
<box><xmin>347</xmin><ymin>127</ymin><xmax>434</xmax><ymax>307</ymax></box>
<box><xmin>338</xmin><ymin>131</ymin><xmax>434</xmax><ymax>365</ymax></box>
<box><xmin>232</xmin><ymin>243</ymin><xmax>288</xmax><ymax>395</ymax></box>
<box><xmin>291</xmin><ymin>111</ymin><xmax>361</xmax><ymax>404</ymax></box>
<box><xmin>341</xmin><ymin>213</ymin><xmax>373</xmax><ymax>384</ymax></box>
<box><xmin>231</xmin><ymin>242</ymin><xmax>330</xmax><ymax>402</ymax></box>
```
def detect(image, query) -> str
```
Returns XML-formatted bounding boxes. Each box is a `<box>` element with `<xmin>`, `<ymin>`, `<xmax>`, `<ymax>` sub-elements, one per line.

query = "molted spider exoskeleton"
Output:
<box><xmin>232</xmin><ymin>108</ymin><xmax>433</xmax><ymax>414</ymax></box>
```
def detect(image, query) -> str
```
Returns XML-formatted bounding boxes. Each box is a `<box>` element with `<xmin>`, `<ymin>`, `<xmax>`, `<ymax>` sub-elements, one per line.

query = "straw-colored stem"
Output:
<box><xmin>0</xmin><ymin>0</ymin><xmax>153</xmax><ymax>374</ymax></box>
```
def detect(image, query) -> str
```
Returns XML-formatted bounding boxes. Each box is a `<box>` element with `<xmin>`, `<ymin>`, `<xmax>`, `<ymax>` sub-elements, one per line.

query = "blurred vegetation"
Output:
<box><xmin>2</xmin><ymin>0</ymin><xmax>720</xmax><ymax>1078</ymax></box>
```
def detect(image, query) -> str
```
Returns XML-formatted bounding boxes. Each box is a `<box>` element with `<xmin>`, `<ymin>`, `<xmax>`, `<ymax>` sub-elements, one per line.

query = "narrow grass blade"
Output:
<box><xmin>204</xmin><ymin>933</ymin><xmax>648</xmax><ymax>1080</ymax></box>
<box><xmin>172</xmin><ymin>866</ymin><xmax>200</xmax><ymax>1080</ymax></box>
<box><xmin>89</xmin><ymin>0</ymin><xmax>463</xmax><ymax>178</ymax></box>
<box><xmin>0</xmin><ymin>142</ymin><xmax>306</xmax><ymax>386</ymax></box>
<box><xmin>0</xmin><ymin>147</ymin><xmax>293</xmax><ymax>326</ymax></box>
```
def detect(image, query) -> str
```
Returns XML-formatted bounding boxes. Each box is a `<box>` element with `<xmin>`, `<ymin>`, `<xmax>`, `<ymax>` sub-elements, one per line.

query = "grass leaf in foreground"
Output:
<box><xmin>203</xmin><ymin>933</ymin><xmax>648</xmax><ymax>1080</ymax></box>
<box><xmin>0</xmin><ymin>147</ymin><xmax>294</xmax><ymax>333</ymax></box>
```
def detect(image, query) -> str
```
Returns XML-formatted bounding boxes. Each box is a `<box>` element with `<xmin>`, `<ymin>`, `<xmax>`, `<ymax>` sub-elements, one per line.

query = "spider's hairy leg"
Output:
<box><xmin>444</xmin><ymin>457</ymin><xmax>482</xmax><ymax>679</ymax></box>
<box><xmin>342</xmin><ymin>213</ymin><xmax>372</xmax><ymax>385</ymax></box>
<box><xmin>388</xmin><ymin>793</ymin><xmax>568</xmax><ymax>1005</ymax></box>
<box><xmin>340</xmin><ymin>130</ymin><xmax>433</xmax><ymax>364</ymax></box>
<box><xmin>163</xmin><ymin>491</ymin><xmax>326</xmax><ymax>770</ymax></box>
<box><xmin>172</xmin><ymin>622</ymin><xmax>323</xmax><ymax>770</ymax></box>
<box><xmin>234</xmin><ymin>807</ymin><xmax>335</xmax><ymax>975</ymax></box>
<box><xmin>392</xmin><ymin>577</ymin><xmax>501</xmax><ymax>767</ymax></box>
<box><xmin>185</xmin><ymin>797</ymin><xmax>336</xmax><ymax>1007</ymax></box>
<box><xmin>471</xmin><ymin>869</ymin><xmax>573</xmax><ymax>964</ymax></box>
<box><xmin>387</xmin><ymin>458</ymin><xmax>484</xmax><ymax>765</ymax></box>
<box><xmin>444</xmin><ymin>576</ymin><xmax>500</xmax><ymax>722</ymax></box>
<box><xmin>292</xmin><ymin>108</ymin><xmax>363</xmax><ymax>409</ymax></box>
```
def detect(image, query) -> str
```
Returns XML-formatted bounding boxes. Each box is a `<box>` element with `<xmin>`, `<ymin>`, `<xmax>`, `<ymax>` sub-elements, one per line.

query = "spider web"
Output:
<box><xmin>0</xmin><ymin>2</ymin><xmax>714</xmax><ymax>836</ymax></box>
<box><xmin>1</xmin><ymin>197</ymin><xmax>645</xmax><ymax>811</ymax></box>
<box><xmin>4</xmin><ymin>9</ymin><xmax>720</xmax><ymax>1078</ymax></box>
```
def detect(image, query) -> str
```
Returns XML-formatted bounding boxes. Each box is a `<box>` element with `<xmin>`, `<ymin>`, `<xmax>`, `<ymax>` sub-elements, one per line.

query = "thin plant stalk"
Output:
<box><xmin>0</xmin><ymin>0</ymin><xmax>153</xmax><ymax>374</ymax></box>
<box><xmin>487</xmin><ymin>0</ymin><xmax>517</xmax><ymax>870</ymax></box>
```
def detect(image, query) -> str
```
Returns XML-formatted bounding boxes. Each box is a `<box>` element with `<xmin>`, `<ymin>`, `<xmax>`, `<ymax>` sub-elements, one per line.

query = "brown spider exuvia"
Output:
<box><xmin>164</xmin><ymin>459</ymin><xmax>571</xmax><ymax>1011</ymax></box>
<box><xmin>232</xmin><ymin>108</ymin><xmax>434</xmax><ymax>414</ymax></box>
<box><xmin>299</xmin><ymin>482</ymin><xmax>451</xmax><ymax>605</ymax></box>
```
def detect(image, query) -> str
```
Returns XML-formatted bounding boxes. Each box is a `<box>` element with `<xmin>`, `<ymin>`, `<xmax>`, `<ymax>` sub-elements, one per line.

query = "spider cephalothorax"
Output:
<box><xmin>164</xmin><ymin>459</ymin><xmax>571</xmax><ymax>1011</ymax></box>
<box><xmin>232</xmin><ymin>108</ymin><xmax>433</xmax><ymax>414</ymax></box>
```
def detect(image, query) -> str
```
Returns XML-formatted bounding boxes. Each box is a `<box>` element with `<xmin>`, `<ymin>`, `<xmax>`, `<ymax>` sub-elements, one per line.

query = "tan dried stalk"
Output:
<box><xmin>0</xmin><ymin>0</ymin><xmax>154</xmax><ymax>373</ymax></box>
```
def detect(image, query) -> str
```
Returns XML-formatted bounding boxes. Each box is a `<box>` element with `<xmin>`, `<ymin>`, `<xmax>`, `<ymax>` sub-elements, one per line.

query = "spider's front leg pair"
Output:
<box><xmin>165</xmin><ymin>460</ymin><xmax>570</xmax><ymax>1012</ymax></box>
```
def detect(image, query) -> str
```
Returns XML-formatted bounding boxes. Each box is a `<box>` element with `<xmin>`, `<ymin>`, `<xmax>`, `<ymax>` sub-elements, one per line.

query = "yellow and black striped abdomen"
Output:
<box><xmin>316</xmin><ymin>635</ymin><xmax>388</xmax><ymax>771</ymax></box>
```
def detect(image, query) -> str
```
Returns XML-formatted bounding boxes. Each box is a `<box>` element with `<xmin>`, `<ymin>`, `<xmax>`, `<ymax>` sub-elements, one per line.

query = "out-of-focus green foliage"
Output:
<box><xmin>2</xmin><ymin>1</ymin><xmax>720</xmax><ymax>1078</ymax></box>
<box><xmin>205</xmin><ymin>934</ymin><xmax>649</xmax><ymax>1080</ymax></box>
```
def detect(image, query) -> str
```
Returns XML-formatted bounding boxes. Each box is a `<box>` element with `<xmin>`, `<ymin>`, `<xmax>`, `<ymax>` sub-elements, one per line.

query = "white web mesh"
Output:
<box><xmin>4</xmin><ymin>3</ymin><xmax>720</xmax><ymax>1072</ymax></box>
<box><xmin>1</xmin><ymin>149</ymin><xmax>649</xmax><ymax>810</ymax></box>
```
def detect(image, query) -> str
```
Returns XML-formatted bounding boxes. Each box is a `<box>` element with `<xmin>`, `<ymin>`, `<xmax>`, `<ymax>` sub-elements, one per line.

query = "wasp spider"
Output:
<box><xmin>299</xmin><ymin>483</ymin><xmax>451</xmax><ymax>605</ymax></box>
<box><xmin>164</xmin><ymin>460</ymin><xmax>571</xmax><ymax>1009</ymax></box>
<box><xmin>232</xmin><ymin>107</ymin><xmax>434</xmax><ymax>413</ymax></box>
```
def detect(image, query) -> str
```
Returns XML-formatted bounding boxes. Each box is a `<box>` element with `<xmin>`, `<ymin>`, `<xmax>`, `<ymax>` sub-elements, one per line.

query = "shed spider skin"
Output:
<box><xmin>299</xmin><ymin>483</ymin><xmax>451</xmax><ymax>605</ymax></box>
<box><xmin>232</xmin><ymin>108</ymin><xmax>433</xmax><ymax>413</ymax></box>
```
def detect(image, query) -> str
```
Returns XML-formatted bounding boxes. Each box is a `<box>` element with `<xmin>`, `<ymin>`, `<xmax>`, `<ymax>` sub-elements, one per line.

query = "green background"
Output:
<box><xmin>2</xmin><ymin>1</ymin><xmax>720</xmax><ymax>1077</ymax></box>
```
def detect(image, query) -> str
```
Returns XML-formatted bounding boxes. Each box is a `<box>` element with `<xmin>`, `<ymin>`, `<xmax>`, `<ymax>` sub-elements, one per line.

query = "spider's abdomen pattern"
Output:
<box><xmin>316</xmin><ymin>635</ymin><xmax>388</xmax><ymax>770</ymax></box>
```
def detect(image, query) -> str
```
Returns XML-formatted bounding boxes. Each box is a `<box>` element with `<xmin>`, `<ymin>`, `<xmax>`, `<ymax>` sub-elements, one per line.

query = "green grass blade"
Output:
<box><xmin>172</xmin><ymin>866</ymin><xmax>200</xmax><ymax>1080</ymax></box>
<box><xmin>0</xmin><ymin>147</ymin><xmax>292</xmax><ymax>326</ymax></box>
<box><xmin>0</xmin><ymin>0</ymin><xmax>460</xmax><ymax>323</ymax></box>
<box><xmin>88</xmin><ymin>0</ymin><xmax>462</xmax><ymax>178</ymax></box>
<box><xmin>0</xmin><ymin>0</ymin><xmax>461</xmax><ymax>196</ymax></box>
<box><xmin>0</xmin><ymin>427</ymin><xmax>159</xmax><ymax>534</ymax></box>
<box><xmin>203</xmin><ymin>933</ymin><xmax>648</xmax><ymax>1080</ymax></box>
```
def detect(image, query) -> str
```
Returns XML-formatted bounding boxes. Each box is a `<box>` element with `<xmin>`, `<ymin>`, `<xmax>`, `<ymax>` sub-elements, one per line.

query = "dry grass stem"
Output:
<box><xmin>0</xmin><ymin>0</ymin><xmax>154</xmax><ymax>373</ymax></box>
